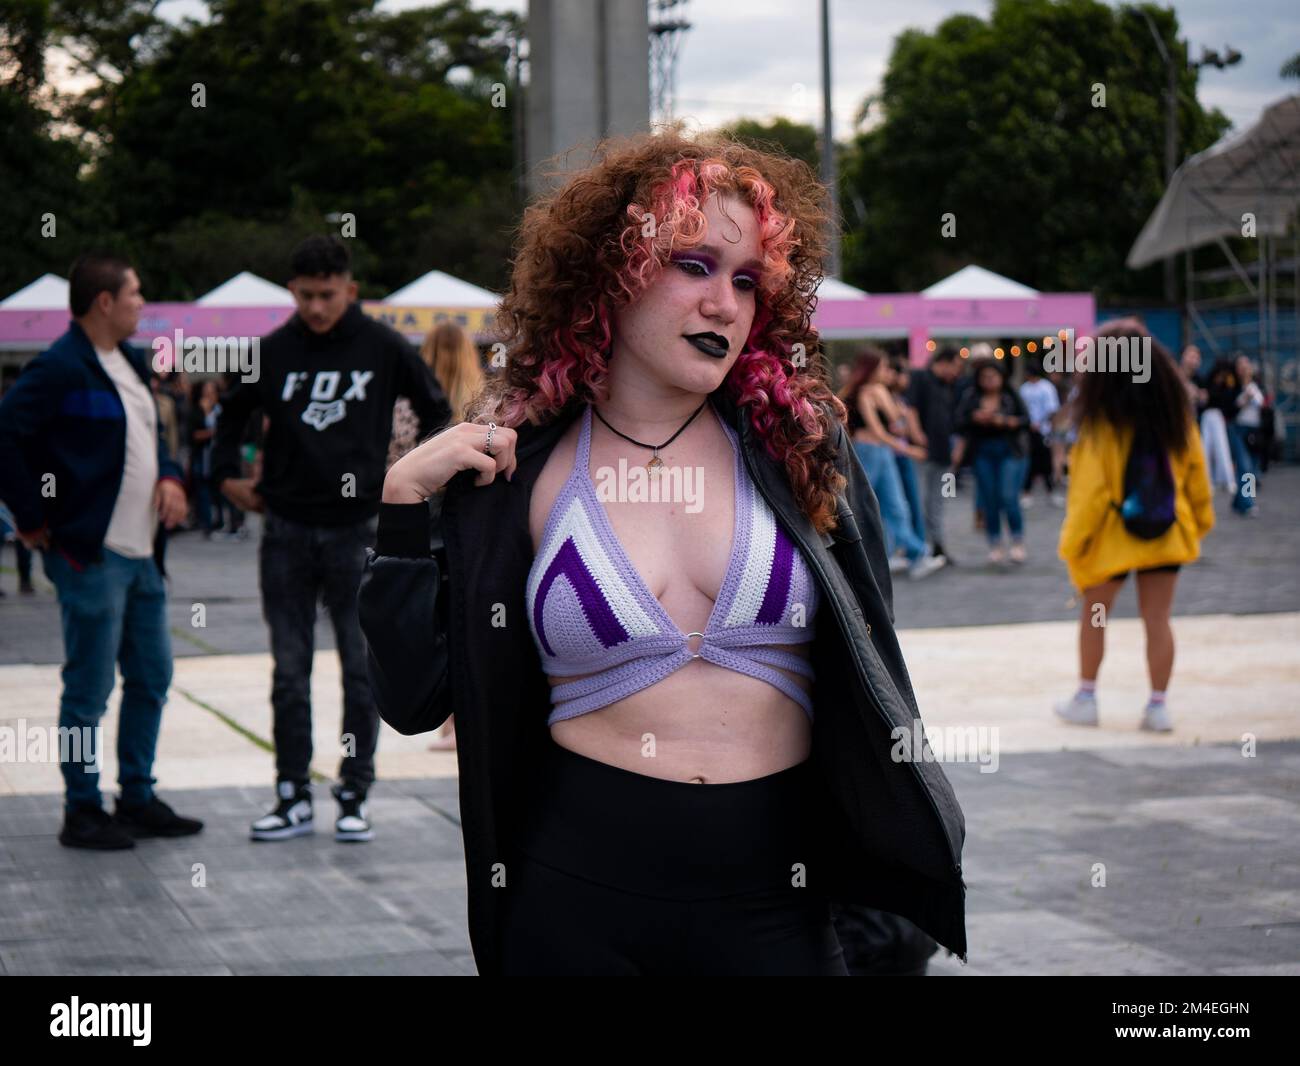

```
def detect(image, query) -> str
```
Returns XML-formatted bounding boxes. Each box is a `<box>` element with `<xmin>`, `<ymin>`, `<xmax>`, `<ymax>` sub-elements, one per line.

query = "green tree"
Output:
<box><xmin>839</xmin><ymin>0</ymin><xmax>1231</xmax><ymax>302</ymax></box>
<box><xmin>722</xmin><ymin>117</ymin><xmax>820</xmax><ymax>172</ymax></box>
<box><xmin>0</xmin><ymin>0</ymin><xmax>523</xmax><ymax>300</ymax></box>
<box><xmin>0</xmin><ymin>0</ymin><xmax>107</xmax><ymax>296</ymax></box>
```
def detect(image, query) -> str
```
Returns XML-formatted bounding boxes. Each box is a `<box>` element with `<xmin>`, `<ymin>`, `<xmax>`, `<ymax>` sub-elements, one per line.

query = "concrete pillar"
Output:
<box><xmin>526</xmin><ymin>0</ymin><xmax>650</xmax><ymax>198</ymax></box>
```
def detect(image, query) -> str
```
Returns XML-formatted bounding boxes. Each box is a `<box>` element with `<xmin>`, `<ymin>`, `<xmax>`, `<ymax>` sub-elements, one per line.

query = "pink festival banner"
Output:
<box><xmin>3</xmin><ymin>293</ymin><xmax>1095</xmax><ymax>367</ymax></box>
<box><xmin>0</xmin><ymin>305</ymin><xmax>295</xmax><ymax>349</ymax></box>
<box><xmin>812</xmin><ymin>293</ymin><xmax>1096</xmax><ymax>364</ymax></box>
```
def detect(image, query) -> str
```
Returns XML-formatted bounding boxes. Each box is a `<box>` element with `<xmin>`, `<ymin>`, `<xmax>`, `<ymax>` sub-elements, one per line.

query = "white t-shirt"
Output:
<box><xmin>1236</xmin><ymin>381</ymin><xmax>1264</xmax><ymax>428</ymax></box>
<box><xmin>96</xmin><ymin>346</ymin><xmax>159</xmax><ymax>558</ymax></box>
<box><xmin>1018</xmin><ymin>378</ymin><xmax>1060</xmax><ymax>435</ymax></box>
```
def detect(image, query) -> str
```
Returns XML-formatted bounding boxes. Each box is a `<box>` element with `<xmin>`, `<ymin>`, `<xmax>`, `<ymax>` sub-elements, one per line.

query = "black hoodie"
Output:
<box><xmin>211</xmin><ymin>302</ymin><xmax>452</xmax><ymax>525</ymax></box>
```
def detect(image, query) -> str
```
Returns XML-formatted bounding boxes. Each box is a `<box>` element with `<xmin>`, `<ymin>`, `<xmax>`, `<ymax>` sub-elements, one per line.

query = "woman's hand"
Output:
<box><xmin>383</xmin><ymin>420</ymin><xmax>519</xmax><ymax>503</ymax></box>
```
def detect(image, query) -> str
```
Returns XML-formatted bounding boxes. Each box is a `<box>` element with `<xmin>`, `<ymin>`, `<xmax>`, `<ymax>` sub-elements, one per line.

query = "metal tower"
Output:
<box><xmin>648</xmin><ymin>0</ymin><xmax>691</xmax><ymax>125</ymax></box>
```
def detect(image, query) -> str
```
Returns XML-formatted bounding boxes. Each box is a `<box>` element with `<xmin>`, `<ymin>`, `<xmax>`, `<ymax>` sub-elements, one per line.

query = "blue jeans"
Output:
<box><xmin>853</xmin><ymin>442</ymin><xmax>927</xmax><ymax>561</ymax></box>
<box><xmin>971</xmin><ymin>439</ymin><xmax>1026</xmax><ymax>544</ymax></box>
<box><xmin>894</xmin><ymin>453</ymin><xmax>926</xmax><ymax>545</ymax></box>
<box><xmin>40</xmin><ymin>547</ymin><xmax>171</xmax><ymax>811</ymax></box>
<box><xmin>1228</xmin><ymin>423</ymin><xmax>1257</xmax><ymax>513</ymax></box>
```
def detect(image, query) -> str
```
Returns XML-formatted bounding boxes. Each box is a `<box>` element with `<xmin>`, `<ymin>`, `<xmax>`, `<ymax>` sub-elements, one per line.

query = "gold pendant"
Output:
<box><xmin>646</xmin><ymin>454</ymin><xmax>664</xmax><ymax>474</ymax></box>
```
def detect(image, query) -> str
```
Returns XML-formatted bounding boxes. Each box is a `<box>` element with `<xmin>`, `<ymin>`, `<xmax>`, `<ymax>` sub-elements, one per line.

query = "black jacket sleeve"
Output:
<box><xmin>395</xmin><ymin>340</ymin><xmax>453</xmax><ymax>440</ymax></box>
<box><xmin>357</xmin><ymin>500</ymin><xmax>452</xmax><ymax>735</ymax></box>
<box><xmin>210</xmin><ymin>380</ymin><xmax>262</xmax><ymax>487</ymax></box>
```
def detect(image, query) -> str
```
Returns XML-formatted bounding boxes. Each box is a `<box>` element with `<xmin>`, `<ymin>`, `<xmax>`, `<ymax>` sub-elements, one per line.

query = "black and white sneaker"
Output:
<box><xmin>249</xmin><ymin>781</ymin><xmax>313</xmax><ymax>841</ymax></box>
<box><xmin>332</xmin><ymin>782</ymin><xmax>373</xmax><ymax>843</ymax></box>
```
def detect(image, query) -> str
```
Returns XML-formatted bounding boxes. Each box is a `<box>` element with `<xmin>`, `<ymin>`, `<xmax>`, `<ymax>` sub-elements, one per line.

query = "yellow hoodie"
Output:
<box><xmin>1058</xmin><ymin>417</ymin><xmax>1215</xmax><ymax>592</ymax></box>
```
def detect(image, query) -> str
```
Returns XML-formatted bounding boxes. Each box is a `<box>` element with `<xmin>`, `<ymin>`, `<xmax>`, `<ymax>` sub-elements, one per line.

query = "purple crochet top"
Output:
<box><xmin>526</xmin><ymin>402</ymin><xmax>820</xmax><ymax>725</ymax></box>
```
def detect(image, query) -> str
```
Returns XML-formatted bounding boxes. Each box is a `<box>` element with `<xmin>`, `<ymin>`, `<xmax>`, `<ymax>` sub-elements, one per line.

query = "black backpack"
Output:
<box><xmin>1115</xmin><ymin>424</ymin><xmax>1176</xmax><ymax>539</ymax></box>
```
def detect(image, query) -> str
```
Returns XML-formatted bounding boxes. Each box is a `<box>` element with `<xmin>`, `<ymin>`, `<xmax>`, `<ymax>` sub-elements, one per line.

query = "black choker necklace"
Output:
<box><xmin>592</xmin><ymin>399</ymin><xmax>710</xmax><ymax>474</ymax></box>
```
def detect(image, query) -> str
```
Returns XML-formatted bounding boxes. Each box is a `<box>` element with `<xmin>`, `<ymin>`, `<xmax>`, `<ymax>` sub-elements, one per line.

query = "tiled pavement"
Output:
<box><xmin>0</xmin><ymin>468</ymin><xmax>1296</xmax><ymax>975</ymax></box>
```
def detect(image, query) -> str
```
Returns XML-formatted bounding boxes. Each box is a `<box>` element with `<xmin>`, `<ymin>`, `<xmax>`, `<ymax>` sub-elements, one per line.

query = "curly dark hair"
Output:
<box><xmin>1074</xmin><ymin>318</ymin><xmax>1190</xmax><ymax>454</ymax></box>
<box><xmin>466</xmin><ymin>125</ymin><xmax>849</xmax><ymax>534</ymax></box>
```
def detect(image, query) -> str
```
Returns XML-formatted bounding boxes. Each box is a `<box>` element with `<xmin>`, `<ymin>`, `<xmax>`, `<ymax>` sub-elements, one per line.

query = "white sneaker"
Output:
<box><xmin>909</xmin><ymin>553</ymin><xmax>948</xmax><ymax>581</ymax></box>
<box><xmin>1050</xmin><ymin>493</ymin><xmax>1066</xmax><ymax>508</ymax></box>
<box><xmin>1020</xmin><ymin>494</ymin><xmax>1034</xmax><ymax>510</ymax></box>
<box><xmin>250</xmin><ymin>781</ymin><xmax>314</xmax><ymax>841</ymax></box>
<box><xmin>888</xmin><ymin>555</ymin><xmax>909</xmax><ymax>573</ymax></box>
<box><xmin>1054</xmin><ymin>692</ymin><xmax>1099</xmax><ymax>726</ymax></box>
<box><xmin>1140</xmin><ymin>702</ymin><xmax>1173</xmax><ymax>732</ymax></box>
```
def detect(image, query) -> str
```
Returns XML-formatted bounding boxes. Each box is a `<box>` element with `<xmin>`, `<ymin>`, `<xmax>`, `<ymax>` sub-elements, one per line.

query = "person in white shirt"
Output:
<box><xmin>1018</xmin><ymin>359</ymin><xmax>1062</xmax><ymax>507</ymax></box>
<box><xmin>0</xmin><ymin>253</ymin><xmax>202</xmax><ymax>849</ymax></box>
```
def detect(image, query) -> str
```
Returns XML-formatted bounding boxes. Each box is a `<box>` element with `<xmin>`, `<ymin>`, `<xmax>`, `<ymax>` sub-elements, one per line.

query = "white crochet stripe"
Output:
<box><xmin>527</xmin><ymin>493</ymin><xmax>660</xmax><ymax>641</ymax></box>
<box><xmin>723</xmin><ymin>488</ymin><xmax>779</xmax><ymax>628</ymax></box>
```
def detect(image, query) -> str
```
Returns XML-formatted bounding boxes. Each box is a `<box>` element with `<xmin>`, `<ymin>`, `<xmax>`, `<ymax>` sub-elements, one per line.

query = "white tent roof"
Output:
<box><xmin>386</xmin><ymin>270</ymin><xmax>498</xmax><ymax>306</ymax></box>
<box><xmin>817</xmin><ymin>276</ymin><xmax>870</xmax><ymax>299</ymax></box>
<box><xmin>196</xmin><ymin>271</ymin><xmax>294</xmax><ymax>307</ymax></box>
<box><xmin>923</xmin><ymin>265</ymin><xmax>1038</xmax><ymax>299</ymax></box>
<box><xmin>1127</xmin><ymin>94</ymin><xmax>1300</xmax><ymax>269</ymax></box>
<box><xmin>0</xmin><ymin>273</ymin><xmax>70</xmax><ymax>310</ymax></box>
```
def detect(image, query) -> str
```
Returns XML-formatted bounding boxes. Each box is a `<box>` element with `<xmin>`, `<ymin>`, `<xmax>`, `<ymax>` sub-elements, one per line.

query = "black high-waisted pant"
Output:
<box><xmin>499</xmin><ymin>738</ymin><xmax>848</xmax><ymax>976</ymax></box>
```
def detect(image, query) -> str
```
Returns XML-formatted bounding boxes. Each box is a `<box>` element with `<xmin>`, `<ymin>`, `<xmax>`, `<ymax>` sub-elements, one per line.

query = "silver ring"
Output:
<box><xmin>684</xmin><ymin>631</ymin><xmax>706</xmax><ymax>660</ymax></box>
<box><xmin>483</xmin><ymin>421</ymin><xmax>497</xmax><ymax>456</ymax></box>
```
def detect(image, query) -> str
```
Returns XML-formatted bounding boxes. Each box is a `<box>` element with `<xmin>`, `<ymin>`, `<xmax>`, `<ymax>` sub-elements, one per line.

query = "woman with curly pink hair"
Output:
<box><xmin>360</xmin><ymin>128</ymin><xmax>968</xmax><ymax>976</ymax></box>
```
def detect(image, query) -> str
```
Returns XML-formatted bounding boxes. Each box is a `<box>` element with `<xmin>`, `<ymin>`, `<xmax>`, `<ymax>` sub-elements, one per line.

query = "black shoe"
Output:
<box><xmin>250</xmin><ymin>781</ymin><xmax>313</xmax><ymax>841</ymax></box>
<box><xmin>114</xmin><ymin>796</ymin><xmax>204</xmax><ymax>838</ymax></box>
<box><xmin>332</xmin><ymin>782</ymin><xmax>373</xmax><ymax>843</ymax></box>
<box><xmin>60</xmin><ymin>804</ymin><xmax>136</xmax><ymax>850</ymax></box>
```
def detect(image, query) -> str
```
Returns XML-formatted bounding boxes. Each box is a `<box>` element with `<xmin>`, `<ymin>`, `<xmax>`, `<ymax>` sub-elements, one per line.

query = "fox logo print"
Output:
<box><xmin>283</xmin><ymin>370</ymin><xmax>374</xmax><ymax>432</ymax></box>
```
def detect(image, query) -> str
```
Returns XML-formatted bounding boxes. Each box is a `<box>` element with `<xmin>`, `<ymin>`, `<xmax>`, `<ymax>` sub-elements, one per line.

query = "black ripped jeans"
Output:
<box><xmin>259</xmin><ymin>509</ymin><xmax>381</xmax><ymax>791</ymax></box>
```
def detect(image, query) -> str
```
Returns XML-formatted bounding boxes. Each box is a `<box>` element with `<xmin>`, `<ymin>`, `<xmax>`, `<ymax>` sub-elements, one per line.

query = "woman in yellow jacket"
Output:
<box><xmin>1056</xmin><ymin>320</ymin><xmax>1214</xmax><ymax>732</ymax></box>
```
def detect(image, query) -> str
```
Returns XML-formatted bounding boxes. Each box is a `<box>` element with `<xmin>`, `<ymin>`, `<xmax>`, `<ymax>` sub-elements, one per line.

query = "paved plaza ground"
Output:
<box><xmin>1</xmin><ymin>466</ymin><xmax>1297</xmax><ymax>975</ymax></box>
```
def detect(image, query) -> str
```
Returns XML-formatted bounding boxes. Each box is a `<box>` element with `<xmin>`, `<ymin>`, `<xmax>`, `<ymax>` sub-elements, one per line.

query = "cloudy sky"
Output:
<box><xmin>155</xmin><ymin>0</ymin><xmax>1297</xmax><ymax>138</ymax></box>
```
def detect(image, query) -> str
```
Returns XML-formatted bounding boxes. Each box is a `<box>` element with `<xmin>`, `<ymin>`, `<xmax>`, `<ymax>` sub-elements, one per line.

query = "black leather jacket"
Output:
<box><xmin>358</xmin><ymin>387</ymin><xmax>968</xmax><ymax>974</ymax></box>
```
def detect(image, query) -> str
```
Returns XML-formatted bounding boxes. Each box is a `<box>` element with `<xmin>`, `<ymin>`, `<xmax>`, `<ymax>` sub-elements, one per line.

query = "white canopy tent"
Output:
<box><xmin>922</xmin><ymin>265</ymin><xmax>1038</xmax><ymax>299</ymax></box>
<box><xmin>0</xmin><ymin>274</ymin><xmax>70</xmax><ymax>310</ymax></box>
<box><xmin>816</xmin><ymin>276</ymin><xmax>870</xmax><ymax>300</ymax></box>
<box><xmin>196</xmin><ymin>271</ymin><xmax>294</xmax><ymax>307</ymax></box>
<box><xmin>385</xmin><ymin>270</ymin><xmax>498</xmax><ymax>306</ymax></box>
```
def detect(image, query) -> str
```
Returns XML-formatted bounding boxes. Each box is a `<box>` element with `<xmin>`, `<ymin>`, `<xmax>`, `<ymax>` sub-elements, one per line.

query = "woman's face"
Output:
<box><xmin>1235</xmin><ymin>356</ymin><xmax>1252</xmax><ymax>382</ymax></box>
<box><xmin>610</xmin><ymin>190</ymin><xmax>762</xmax><ymax>397</ymax></box>
<box><xmin>978</xmin><ymin>366</ymin><xmax>1002</xmax><ymax>393</ymax></box>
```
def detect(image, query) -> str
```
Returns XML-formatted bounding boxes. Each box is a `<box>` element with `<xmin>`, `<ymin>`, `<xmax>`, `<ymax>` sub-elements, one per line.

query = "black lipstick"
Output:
<box><xmin>684</xmin><ymin>332</ymin><xmax>729</xmax><ymax>358</ymax></box>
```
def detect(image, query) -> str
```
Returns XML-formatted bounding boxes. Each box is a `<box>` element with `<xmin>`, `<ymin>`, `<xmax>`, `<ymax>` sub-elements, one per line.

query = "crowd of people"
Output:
<box><xmin>835</xmin><ymin>333</ymin><xmax>1274</xmax><ymax>576</ymax></box>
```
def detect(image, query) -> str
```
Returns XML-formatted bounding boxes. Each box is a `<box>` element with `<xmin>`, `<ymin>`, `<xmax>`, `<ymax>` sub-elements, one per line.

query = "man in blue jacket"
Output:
<box><xmin>0</xmin><ymin>253</ymin><xmax>204</xmax><ymax>849</ymax></box>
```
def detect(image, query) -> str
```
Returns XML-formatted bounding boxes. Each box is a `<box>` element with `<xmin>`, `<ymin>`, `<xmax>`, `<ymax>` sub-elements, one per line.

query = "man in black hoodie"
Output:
<box><xmin>212</xmin><ymin>236</ymin><xmax>451</xmax><ymax>843</ymax></box>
